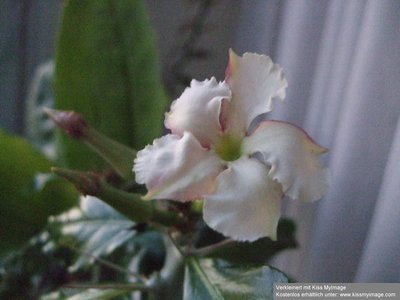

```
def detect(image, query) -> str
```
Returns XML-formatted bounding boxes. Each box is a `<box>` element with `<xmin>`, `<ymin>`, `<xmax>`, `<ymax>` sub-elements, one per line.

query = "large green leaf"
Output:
<box><xmin>50</xmin><ymin>196</ymin><xmax>136</xmax><ymax>271</ymax></box>
<box><xmin>54</xmin><ymin>0</ymin><xmax>167</xmax><ymax>170</ymax></box>
<box><xmin>183</xmin><ymin>258</ymin><xmax>288</xmax><ymax>300</ymax></box>
<box><xmin>0</xmin><ymin>130</ymin><xmax>77</xmax><ymax>253</ymax></box>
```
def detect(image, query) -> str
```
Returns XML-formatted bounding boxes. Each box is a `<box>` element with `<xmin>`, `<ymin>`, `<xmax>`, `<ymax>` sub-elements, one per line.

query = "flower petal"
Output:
<box><xmin>203</xmin><ymin>157</ymin><xmax>283</xmax><ymax>242</ymax></box>
<box><xmin>165</xmin><ymin>78</ymin><xmax>231</xmax><ymax>146</ymax></box>
<box><xmin>243</xmin><ymin>120</ymin><xmax>328</xmax><ymax>202</ymax></box>
<box><xmin>225</xmin><ymin>50</ymin><xmax>288</xmax><ymax>135</ymax></box>
<box><xmin>133</xmin><ymin>132</ymin><xmax>223</xmax><ymax>201</ymax></box>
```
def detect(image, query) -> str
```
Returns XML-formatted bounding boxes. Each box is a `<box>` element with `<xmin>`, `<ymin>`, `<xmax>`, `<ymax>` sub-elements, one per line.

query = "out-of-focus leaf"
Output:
<box><xmin>41</xmin><ymin>288</ymin><xmax>130</xmax><ymax>300</ymax></box>
<box><xmin>183</xmin><ymin>258</ymin><xmax>288</xmax><ymax>300</ymax></box>
<box><xmin>50</xmin><ymin>196</ymin><xmax>136</xmax><ymax>271</ymax></box>
<box><xmin>128</xmin><ymin>231</ymin><xmax>165</xmax><ymax>276</ymax></box>
<box><xmin>25</xmin><ymin>61</ymin><xmax>57</xmax><ymax>160</ymax></box>
<box><xmin>0</xmin><ymin>130</ymin><xmax>77</xmax><ymax>253</ymax></box>
<box><xmin>54</xmin><ymin>0</ymin><xmax>167</xmax><ymax>170</ymax></box>
<box><xmin>0</xmin><ymin>232</ymin><xmax>74</xmax><ymax>300</ymax></box>
<box><xmin>40</xmin><ymin>290</ymin><xmax>67</xmax><ymax>300</ymax></box>
<box><xmin>201</xmin><ymin>219</ymin><xmax>297</xmax><ymax>265</ymax></box>
<box><xmin>67</xmin><ymin>289</ymin><xmax>130</xmax><ymax>300</ymax></box>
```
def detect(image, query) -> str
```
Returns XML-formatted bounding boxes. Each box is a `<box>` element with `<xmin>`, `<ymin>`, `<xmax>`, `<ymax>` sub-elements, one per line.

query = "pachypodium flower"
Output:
<box><xmin>134</xmin><ymin>50</ymin><xmax>328</xmax><ymax>242</ymax></box>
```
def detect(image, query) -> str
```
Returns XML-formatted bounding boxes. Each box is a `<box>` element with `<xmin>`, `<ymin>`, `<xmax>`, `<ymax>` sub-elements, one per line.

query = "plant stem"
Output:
<box><xmin>84</xmin><ymin>126</ymin><xmax>136</xmax><ymax>180</ymax></box>
<box><xmin>64</xmin><ymin>243</ymin><xmax>144</xmax><ymax>281</ymax></box>
<box><xmin>44</xmin><ymin>108</ymin><xmax>136</xmax><ymax>180</ymax></box>
<box><xmin>191</xmin><ymin>238</ymin><xmax>234</xmax><ymax>257</ymax></box>
<box><xmin>52</xmin><ymin>167</ymin><xmax>185</xmax><ymax>228</ymax></box>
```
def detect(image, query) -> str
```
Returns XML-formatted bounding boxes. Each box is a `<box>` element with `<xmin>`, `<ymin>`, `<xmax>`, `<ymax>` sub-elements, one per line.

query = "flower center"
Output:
<box><xmin>215</xmin><ymin>134</ymin><xmax>242</xmax><ymax>162</ymax></box>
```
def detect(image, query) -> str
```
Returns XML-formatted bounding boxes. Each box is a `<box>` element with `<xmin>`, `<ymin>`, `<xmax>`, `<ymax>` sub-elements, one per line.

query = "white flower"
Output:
<box><xmin>133</xmin><ymin>50</ymin><xmax>328</xmax><ymax>242</ymax></box>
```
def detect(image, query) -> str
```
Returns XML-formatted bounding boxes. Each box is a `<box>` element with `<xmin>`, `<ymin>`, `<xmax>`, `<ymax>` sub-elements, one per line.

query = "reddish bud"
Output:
<box><xmin>51</xmin><ymin>167</ymin><xmax>100</xmax><ymax>196</ymax></box>
<box><xmin>43</xmin><ymin>108</ymin><xmax>88</xmax><ymax>139</ymax></box>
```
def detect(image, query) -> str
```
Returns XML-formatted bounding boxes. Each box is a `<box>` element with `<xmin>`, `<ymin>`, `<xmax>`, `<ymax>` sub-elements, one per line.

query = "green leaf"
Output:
<box><xmin>201</xmin><ymin>219</ymin><xmax>297</xmax><ymax>264</ymax></box>
<box><xmin>25</xmin><ymin>61</ymin><xmax>57</xmax><ymax>160</ymax></box>
<box><xmin>40</xmin><ymin>291</ymin><xmax>67</xmax><ymax>300</ymax></box>
<box><xmin>0</xmin><ymin>130</ymin><xmax>77</xmax><ymax>253</ymax></box>
<box><xmin>129</xmin><ymin>231</ymin><xmax>165</xmax><ymax>276</ymax></box>
<box><xmin>67</xmin><ymin>289</ymin><xmax>130</xmax><ymax>300</ymax></box>
<box><xmin>50</xmin><ymin>196</ymin><xmax>136</xmax><ymax>270</ymax></box>
<box><xmin>183</xmin><ymin>258</ymin><xmax>288</xmax><ymax>300</ymax></box>
<box><xmin>0</xmin><ymin>232</ymin><xmax>74</xmax><ymax>299</ymax></box>
<box><xmin>55</xmin><ymin>0</ymin><xmax>167</xmax><ymax>170</ymax></box>
<box><xmin>41</xmin><ymin>288</ymin><xmax>130</xmax><ymax>300</ymax></box>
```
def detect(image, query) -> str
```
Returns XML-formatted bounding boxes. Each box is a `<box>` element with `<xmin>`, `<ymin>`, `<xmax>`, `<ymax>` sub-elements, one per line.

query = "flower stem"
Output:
<box><xmin>191</xmin><ymin>238</ymin><xmax>235</xmax><ymax>257</ymax></box>
<box><xmin>52</xmin><ymin>167</ymin><xmax>184</xmax><ymax>227</ymax></box>
<box><xmin>63</xmin><ymin>242</ymin><xmax>144</xmax><ymax>281</ymax></box>
<box><xmin>44</xmin><ymin>108</ymin><xmax>136</xmax><ymax>180</ymax></box>
<box><xmin>84</xmin><ymin>126</ymin><xmax>136</xmax><ymax>180</ymax></box>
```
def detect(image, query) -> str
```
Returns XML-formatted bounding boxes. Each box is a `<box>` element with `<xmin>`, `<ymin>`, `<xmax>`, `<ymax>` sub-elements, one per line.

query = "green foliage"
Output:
<box><xmin>1</xmin><ymin>0</ymin><xmax>301</xmax><ymax>298</ymax></box>
<box><xmin>0</xmin><ymin>232</ymin><xmax>74</xmax><ymax>299</ymax></box>
<box><xmin>183</xmin><ymin>257</ymin><xmax>288</xmax><ymax>300</ymax></box>
<box><xmin>0</xmin><ymin>129</ymin><xmax>77</xmax><ymax>253</ymax></box>
<box><xmin>54</xmin><ymin>0</ymin><xmax>167</xmax><ymax>170</ymax></box>
<box><xmin>0</xmin><ymin>199</ymin><xmax>161</xmax><ymax>299</ymax></box>
<box><xmin>49</xmin><ymin>197</ymin><xmax>136</xmax><ymax>271</ymax></box>
<box><xmin>41</xmin><ymin>288</ymin><xmax>130</xmax><ymax>300</ymax></box>
<box><xmin>25</xmin><ymin>61</ymin><xmax>57</xmax><ymax>160</ymax></box>
<box><xmin>129</xmin><ymin>230</ymin><xmax>165</xmax><ymax>277</ymax></box>
<box><xmin>0</xmin><ymin>128</ymin><xmax>297</xmax><ymax>298</ymax></box>
<box><xmin>202</xmin><ymin>219</ymin><xmax>297</xmax><ymax>264</ymax></box>
<box><xmin>49</xmin><ymin>196</ymin><xmax>166</xmax><ymax>277</ymax></box>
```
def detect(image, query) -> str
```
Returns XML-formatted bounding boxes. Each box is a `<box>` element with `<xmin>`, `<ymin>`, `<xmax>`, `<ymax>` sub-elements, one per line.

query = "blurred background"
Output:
<box><xmin>1</xmin><ymin>0</ymin><xmax>399</xmax><ymax>283</ymax></box>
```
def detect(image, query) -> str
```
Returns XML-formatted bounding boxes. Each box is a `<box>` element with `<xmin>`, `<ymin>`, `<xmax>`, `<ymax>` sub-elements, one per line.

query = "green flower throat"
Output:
<box><xmin>215</xmin><ymin>134</ymin><xmax>243</xmax><ymax>162</ymax></box>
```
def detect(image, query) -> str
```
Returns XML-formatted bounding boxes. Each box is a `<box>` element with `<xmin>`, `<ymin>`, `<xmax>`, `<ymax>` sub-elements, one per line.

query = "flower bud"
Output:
<box><xmin>52</xmin><ymin>167</ymin><xmax>184</xmax><ymax>227</ymax></box>
<box><xmin>44</xmin><ymin>108</ymin><xmax>135</xmax><ymax>180</ymax></box>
